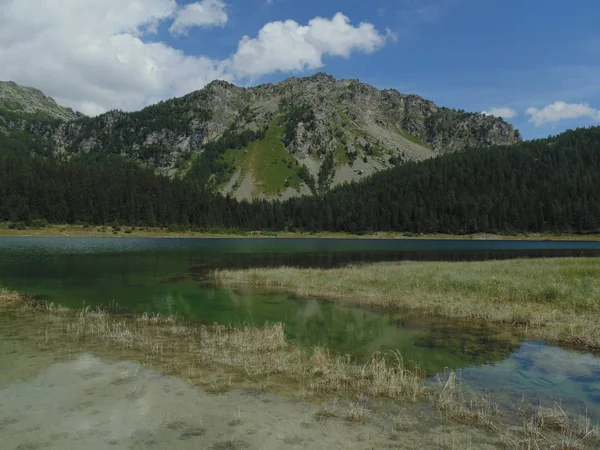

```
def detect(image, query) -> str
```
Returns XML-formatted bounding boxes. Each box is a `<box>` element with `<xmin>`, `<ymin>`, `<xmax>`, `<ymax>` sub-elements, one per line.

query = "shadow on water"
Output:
<box><xmin>1</xmin><ymin>237</ymin><xmax>600</xmax><ymax>419</ymax></box>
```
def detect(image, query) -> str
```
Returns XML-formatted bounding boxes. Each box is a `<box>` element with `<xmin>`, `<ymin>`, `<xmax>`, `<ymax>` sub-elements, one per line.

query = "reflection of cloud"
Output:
<box><xmin>460</xmin><ymin>341</ymin><xmax>600</xmax><ymax>417</ymax></box>
<box><xmin>297</xmin><ymin>299</ymin><xmax>323</xmax><ymax>320</ymax></box>
<box><xmin>225</xmin><ymin>287</ymin><xmax>241</xmax><ymax>308</ymax></box>
<box><xmin>517</xmin><ymin>342</ymin><xmax>600</xmax><ymax>380</ymax></box>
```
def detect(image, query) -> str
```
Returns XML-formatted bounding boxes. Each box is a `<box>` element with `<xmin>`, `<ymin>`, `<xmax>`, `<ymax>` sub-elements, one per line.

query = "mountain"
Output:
<box><xmin>0</xmin><ymin>81</ymin><xmax>80</xmax><ymax>123</ymax></box>
<box><xmin>0</xmin><ymin>74</ymin><xmax>521</xmax><ymax>199</ymax></box>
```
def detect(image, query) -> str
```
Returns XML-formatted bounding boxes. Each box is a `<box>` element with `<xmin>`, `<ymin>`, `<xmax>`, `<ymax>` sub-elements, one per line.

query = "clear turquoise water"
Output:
<box><xmin>1</xmin><ymin>236</ymin><xmax>599</xmax><ymax>418</ymax></box>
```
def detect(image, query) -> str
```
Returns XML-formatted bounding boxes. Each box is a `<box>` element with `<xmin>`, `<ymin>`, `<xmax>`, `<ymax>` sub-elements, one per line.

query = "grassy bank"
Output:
<box><xmin>216</xmin><ymin>258</ymin><xmax>600</xmax><ymax>350</ymax></box>
<box><xmin>1</xmin><ymin>222</ymin><xmax>599</xmax><ymax>240</ymax></box>
<box><xmin>1</xmin><ymin>290</ymin><xmax>598</xmax><ymax>448</ymax></box>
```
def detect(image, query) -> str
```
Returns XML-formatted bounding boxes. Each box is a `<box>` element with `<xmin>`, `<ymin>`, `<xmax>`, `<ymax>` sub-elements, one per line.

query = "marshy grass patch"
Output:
<box><xmin>0</xmin><ymin>288</ymin><xmax>25</xmax><ymax>308</ymax></box>
<box><xmin>215</xmin><ymin>258</ymin><xmax>600</xmax><ymax>350</ymax></box>
<box><xmin>434</xmin><ymin>430</ymin><xmax>474</xmax><ymax>450</ymax></box>
<box><xmin>314</xmin><ymin>398</ymin><xmax>340</xmax><ymax>421</ymax></box>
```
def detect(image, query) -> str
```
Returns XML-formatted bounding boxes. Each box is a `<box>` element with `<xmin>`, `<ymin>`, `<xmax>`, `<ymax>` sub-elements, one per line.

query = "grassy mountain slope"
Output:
<box><xmin>0</xmin><ymin>74</ymin><xmax>521</xmax><ymax>199</ymax></box>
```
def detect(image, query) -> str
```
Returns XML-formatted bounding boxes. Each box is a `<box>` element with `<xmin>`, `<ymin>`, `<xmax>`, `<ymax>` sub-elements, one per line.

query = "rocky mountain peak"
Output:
<box><xmin>0</xmin><ymin>74</ymin><xmax>522</xmax><ymax>201</ymax></box>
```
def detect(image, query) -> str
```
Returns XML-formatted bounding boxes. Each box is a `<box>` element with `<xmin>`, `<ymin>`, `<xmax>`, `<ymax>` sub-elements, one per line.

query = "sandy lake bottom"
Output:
<box><xmin>0</xmin><ymin>337</ymin><xmax>503</xmax><ymax>450</ymax></box>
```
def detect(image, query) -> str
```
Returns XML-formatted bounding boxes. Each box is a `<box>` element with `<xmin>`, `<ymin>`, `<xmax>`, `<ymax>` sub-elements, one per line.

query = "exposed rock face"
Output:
<box><xmin>0</xmin><ymin>75</ymin><xmax>521</xmax><ymax>198</ymax></box>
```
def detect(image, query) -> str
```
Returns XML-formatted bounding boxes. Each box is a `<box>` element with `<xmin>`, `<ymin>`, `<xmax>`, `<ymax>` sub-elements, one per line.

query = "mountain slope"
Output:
<box><xmin>0</xmin><ymin>81</ymin><xmax>80</xmax><ymax>122</ymax></box>
<box><xmin>288</xmin><ymin>126</ymin><xmax>600</xmax><ymax>234</ymax></box>
<box><xmin>1</xmin><ymin>75</ymin><xmax>521</xmax><ymax>199</ymax></box>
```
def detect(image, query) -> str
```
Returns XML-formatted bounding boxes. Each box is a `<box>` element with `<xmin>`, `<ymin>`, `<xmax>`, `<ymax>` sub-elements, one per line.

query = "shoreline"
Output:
<box><xmin>1</xmin><ymin>223</ymin><xmax>599</xmax><ymax>241</ymax></box>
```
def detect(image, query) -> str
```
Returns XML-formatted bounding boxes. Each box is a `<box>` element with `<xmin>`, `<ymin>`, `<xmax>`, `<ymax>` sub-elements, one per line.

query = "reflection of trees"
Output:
<box><xmin>186</xmin><ymin>249</ymin><xmax>597</xmax><ymax>282</ymax></box>
<box><xmin>413</xmin><ymin>322</ymin><xmax>522</xmax><ymax>369</ymax></box>
<box><xmin>288</xmin><ymin>300</ymin><xmax>389</xmax><ymax>355</ymax></box>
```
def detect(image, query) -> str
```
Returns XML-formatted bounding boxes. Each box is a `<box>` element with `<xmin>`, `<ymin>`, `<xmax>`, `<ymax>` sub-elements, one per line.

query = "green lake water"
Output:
<box><xmin>1</xmin><ymin>237</ymin><xmax>600</xmax><ymax>418</ymax></box>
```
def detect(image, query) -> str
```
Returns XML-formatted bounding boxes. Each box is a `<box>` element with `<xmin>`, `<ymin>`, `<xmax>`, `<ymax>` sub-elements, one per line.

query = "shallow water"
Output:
<box><xmin>459</xmin><ymin>341</ymin><xmax>600</xmax><ymax>415</ymax></box>
<box><xmin>0</xmin><ymin>348</ymin><xmax>499</xmax><ymax>450</ymax></box>
<box><xmin>1</xmin><ymin>237</ymin><xmax>600</xmax><ymax>419</ymax></box>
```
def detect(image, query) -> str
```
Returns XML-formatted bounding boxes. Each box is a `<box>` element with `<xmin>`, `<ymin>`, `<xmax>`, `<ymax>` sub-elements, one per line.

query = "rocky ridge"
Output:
<box><xmin>0</xmin><ymin>81</ymin><xmax>80</xmax><ymax>122</ymax></box>
<box><xmin>0</xmin><ymin>74</ymin><xmax>521</xmax><ymax>199</ymax></box>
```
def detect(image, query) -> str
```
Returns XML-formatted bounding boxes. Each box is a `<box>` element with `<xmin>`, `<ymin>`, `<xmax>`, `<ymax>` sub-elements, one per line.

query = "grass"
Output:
<box><xmin>0</xmin><ymin>292</ymin><xmax>426</xmax><ymax>401</ymax></box>
<box><xmin>392</xmin><ymin>123</ymin><xmax>432</xmax><ymax>149</ymax></box>
<box><xmin>502</xmin><ymin>403</ymin><xmax>599</xmax><ymax>449</ymax></box>
<box><xmin>334</xmin><ymin>141</ymin><xmax>347</xmax><ymax>166</ymax></box>
<box><xmin>2</xmin><ymin>290</ymin><xmax>599</xmax><ymax>448</ymax></box>
<box><xmin>223</xmin><ymin>116</ymin><xmax>302</xmax><ymax>196</ymax></box>
<box><xmin>250</xmin><ymin>117</ymin><xmax>302</xmax><ymax>195</ymax></box>
<box><xmin>215</xmin><ymin>258</ymin><xmax>600</xmax><ymax>350</ymax></box>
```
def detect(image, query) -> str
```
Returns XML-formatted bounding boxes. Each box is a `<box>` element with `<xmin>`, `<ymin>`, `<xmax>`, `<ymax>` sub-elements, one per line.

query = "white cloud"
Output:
<box><xmin>169</xmin><ymin>0</ymin><xmax>228</xmax><ymax>36</ymax></box>
<box><xmin>526</xmin><ymin>101</ymin><xmax>600</xmax><ymax>126</ymax></box>
<box><xmin>0</xmin><ymin>2</ymin><xmax>390</xmax><ymax>115</ymax></box>
<box><xmin>0</xmin><ymin>0</ymin><xmax>230</xmax><ymax>115</ymax></box>
<box><xmin>482</xmin><ymin>107</ymin><xmax>517</xmax><ymax>119</ymax></box>
<box><xmin>231</xmin><ymin>13</ymin><xmax>391</xmax><ymax>78</ymax></box>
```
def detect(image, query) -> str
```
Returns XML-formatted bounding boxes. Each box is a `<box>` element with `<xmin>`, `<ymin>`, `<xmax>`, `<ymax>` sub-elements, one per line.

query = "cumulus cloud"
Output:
<box><xmin>231</xmin><ymin>13</ymin><xmax>392</xmax><ymax>78</ymax></box>
<box><xmin>526</xmin><ymin>101</ymin><xmax>600</xmax><ymax>126</ymax></box>
<box><xmin>0</xmin><ymin>1</ymin><xmax>390</xmax><ymax>115</ymax></box>
<box><xmin>482</xmin><ymin>107</ymin><xmax>517</xmax><ymax>119</ymax></box>
<box><xmin>169</xmin><ymin>0</ymin><xmax>228</xmax><ymax>36</ymax></box>
<box><xmin>0</xmin><ymin>0</ymin><xmax>230</xmax><ymax>115</ymax></box>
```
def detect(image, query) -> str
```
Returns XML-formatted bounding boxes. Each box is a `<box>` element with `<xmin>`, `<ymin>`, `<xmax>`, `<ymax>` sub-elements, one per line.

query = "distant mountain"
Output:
<box><xmin>0</xmin><ymin>81</ymin><xmax>80</xmax><ymax>122</ymax></box>
<box><xmin>0</xmin><ymin>74</ymin><xmax>521</xmax><ymax>199</ymax></box>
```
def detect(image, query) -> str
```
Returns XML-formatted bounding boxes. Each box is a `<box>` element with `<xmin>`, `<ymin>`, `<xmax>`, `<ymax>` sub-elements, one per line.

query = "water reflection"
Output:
<box><xmin>460</xmin><ymin>341</ymin><xmax>600</xmax><ymax>419</ymax></box>
<box><xmin>147</xmin><ymin>286</ymin><xmax>521</xmax><ymax>375</ymax></box>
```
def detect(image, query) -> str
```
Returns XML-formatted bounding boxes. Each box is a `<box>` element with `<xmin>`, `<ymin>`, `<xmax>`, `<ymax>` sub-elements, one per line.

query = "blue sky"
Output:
<box><xmin>2</xmin><ymin>0</ymin><xmax>599</xmax><ymax>139</ymax></box>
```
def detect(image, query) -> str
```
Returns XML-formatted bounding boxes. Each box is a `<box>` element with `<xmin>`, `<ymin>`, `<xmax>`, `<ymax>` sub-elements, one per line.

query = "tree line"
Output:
<box><xmin>1</xmin><ymin>126</ymin><xmax>599</xmax><ymax>234</ymax></box>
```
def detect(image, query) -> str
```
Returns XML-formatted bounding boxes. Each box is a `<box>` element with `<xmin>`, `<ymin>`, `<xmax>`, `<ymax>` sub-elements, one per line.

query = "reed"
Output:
<box><xmin>0</xmin><ymin>292</ymin><xmax>425</xmax><ymax>401</ymax></box>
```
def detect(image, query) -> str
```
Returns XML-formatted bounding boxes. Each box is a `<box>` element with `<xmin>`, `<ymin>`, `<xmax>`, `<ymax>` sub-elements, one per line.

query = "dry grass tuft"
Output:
<box><xmin>1</xmin><ymin>295</ymin><xmax>425</xmax><ymax>403</ymax></box>
<box><xmin>0</xmin><ymin>289</ymin><xmax>29</xmax><ymax>308</ymax></box>
<box><xmin>345</xmin><ymin>401</ymin><xmax>370</xmax><ymax>423</ymax></box>
<box><xmin>433</xmin><ymin>372</ymin><xmax>501</xmax><ymax>431</ymax></box>
<box><xmin>501</xmin><ymin>403</ymin><xmax>600</xmax><ymax>449</ymax></box>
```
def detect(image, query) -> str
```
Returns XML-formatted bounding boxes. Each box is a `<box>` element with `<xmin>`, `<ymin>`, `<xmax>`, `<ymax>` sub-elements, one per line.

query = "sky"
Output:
<box><xmin>0</xmin><ymin>0</ymin><xmax>598</xmax><ymax>139</ymax></box>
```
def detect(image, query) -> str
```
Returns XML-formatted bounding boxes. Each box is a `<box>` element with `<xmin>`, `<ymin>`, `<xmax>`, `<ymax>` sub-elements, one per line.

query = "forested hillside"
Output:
<box><xmin>288</xmin><ymin>127</ymin><xmax>600</xmax><ymax>234</ymax></box>
<box><xmin>1</xmin><ymin>127</ymin><xmax>598</xmax><ymax>234</ymax></box>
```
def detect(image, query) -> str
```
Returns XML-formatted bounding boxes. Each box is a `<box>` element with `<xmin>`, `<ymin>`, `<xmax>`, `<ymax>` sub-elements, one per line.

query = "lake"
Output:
<box><xmin>1</xmin><ymin>236</ymin><xmax>600</xmax><ymax>417</ymax></box>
